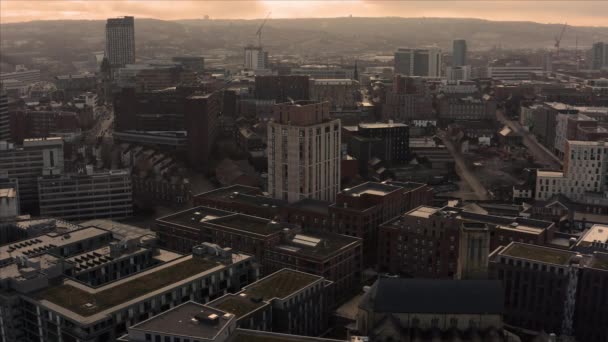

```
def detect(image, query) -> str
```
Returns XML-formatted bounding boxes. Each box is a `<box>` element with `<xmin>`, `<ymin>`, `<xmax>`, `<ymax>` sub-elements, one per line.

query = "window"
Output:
<box><xmin>145</xmin><ymin>334</ymin><xmax>151</xmax><ymax>342</ymax></box>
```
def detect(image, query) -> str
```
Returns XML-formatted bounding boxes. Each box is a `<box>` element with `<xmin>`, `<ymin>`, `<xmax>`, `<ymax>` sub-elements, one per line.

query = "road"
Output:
<box><xmin>85</xmin><ymin>105</ymin><xmax>114</xmax><ymax>144</ymax></box>
<box><xmin>438</xmin><ymin>131</ymin><xmax>490</xmax><ymax>201</ymax></box>
<box><xmin>496</xmin><ymin>109</ymin><xmax>562</xmax><ymax>170</ymax></box>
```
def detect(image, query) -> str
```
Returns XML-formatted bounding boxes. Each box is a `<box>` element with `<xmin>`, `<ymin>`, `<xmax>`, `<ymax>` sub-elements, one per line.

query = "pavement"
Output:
<box><xmin>496</xmin><ymin>109</ymin><xmax>562</xmax><ymax>170</ymax></box>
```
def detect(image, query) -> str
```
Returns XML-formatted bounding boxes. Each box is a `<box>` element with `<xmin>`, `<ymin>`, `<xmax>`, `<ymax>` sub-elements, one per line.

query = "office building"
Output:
<box><xmin>378</xmin><ymin>206</ymin><xmax>555</xmax><ymax>278</ymax></box>
<box><xmin>244</xmin><ymin>45</ymin><xmax>268</xmax><ymax>70</ymax></box>
<box><xmin>0</xmin><ymin>187</ymin><xmax>18</xmax><ymax>220</ymax></box>
<box><xmin>105</xmin><ymin>16</ymin><xmax>136</xmax><ymax>68</ymax></box>
<box><xmin>290</xmin><ymin>65</ymin><xmax>355</xmax><ymax>80</ymax></box>
<box><xmin>393</xmin><ymin>47</ymin><xmax>442</xmax><ymax>77</ymax></box>
<box><xmin>0</xmin><ymin>226</ymin><xmax>257</xmax><ymax>342</ymax></box>
<box><xmin>452</xmin><ymin>39</ymin><xmax>467</xmax><ymax>67</ymax></box>
<box><xmin>382</xmin><ymin>75</ymin><xmax>435</xmax><ymax>121</ymax></box>
<box><xmin>0</xmin><ymin>69</ymin><xmax>41</xmax><ymax>85</ymax></box>
<box><xmin>590</xmin><ymin>42</ymin><xmax>608</xmax><ymax>70</ymax></box>
<box><xmin>193</xmin><ymin>184</ymin><xmax>286</xmax><ymax>220</ymax></box>
<box><xmin>254</xmin><ymin>75</ymin><xmax>310</xmax><ymax>103</ymax></box>
<box><xmin>38</xmin><ymin>169</ymin><xmax>133</xmax><ymax>222</ymax></box>
<box><xmin>0</xmin><ymin>91</ymin><xmax>8</xmax><ymax>141</ymax></box>
<box><xmin>437</xmin><ymin>95</ymin><xmax>497</xmax><ymax>122</ymax></box>
<box><xmin>489</xmin><ymin>242</ymin><xmax>608</xmax><ymax>341</ymax></box>
<box><xmin>486</xmin><ymin>66</ymin><xmax>543</xmax><ymax>80</ymax></box>
<box><xmin>446</xmin><ymin>65</ymin><xmax>471</xmax><ymax>81</ymax></box>
<box><xmin>346</xmin><ymin>122</ymin><xmax>410</xmax><ymax>167</ymax></box>
<box><xmin>172</xmin><ymin>56</ymin><xmax>205</xmax><ymax>72</ymax></box>
<box><xmin>356</xmin><ymin>278</ymin><xmax>506</xmax><ymax>341</ymax></box>
<box><xmin>116</xmin><ymin>63</ymin><xmax>197</xmax><ymax>92</ymax></box>
<box><xmin>0</xmin><ymin>138</ymin><xmax>64</xmax><ymax>212</ymax></box>
<box><xmin>268</xmin><ymin>101</ymin><xmax>340</xmax><ymax>203</ymax></box>
<box><xmin>9</xmin><ymin>110</ymin><xmax>80</xmax><ymax>144</ymax></box>
<box><xmin>209</xmin><ymin>269</ymin><xmax>331</xmax><ymax>336</ymax></box>
<box><xmin>535</xmin><ymin>140</ymin><xmax>608</xmax><ymax>202</ymax></box>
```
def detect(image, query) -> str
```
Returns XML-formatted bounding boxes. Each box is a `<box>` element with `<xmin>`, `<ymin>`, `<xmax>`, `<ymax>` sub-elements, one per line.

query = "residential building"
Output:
<box><xmin>535</xmin><ymin>140</ymin><xmax>608</xmax><ymax>202</ymax></box>
<box><xmin>209</xmin><ymin>269</ymin><xmax>332</xmax><ymax>336</ymax></box>
<box><xmin>489</xmin><ymin>242</ymin><xmax>608</xmax><ymax>341</ymax></box>
<box><xmin>393</xmin><ymin>47</ymin><xmax>442</xmax><ymax>77</ymax></box>
<box><xmin>185</xmin><ymin>91</ymin><xmax>221</xmax><ymax>168</ymax></box>
<box><xmin>244</xmin><ymin>46</ymin><xmax>268</xmax><ymax>70</ymax></box>
<box><xmin>554</xmin><ymin>113</ymin><xmax>598</xmax><ymax>158</ymax></box>
<box><xmin>267</xmin><ymin>101</ymin><xmax>340</xmax><ymax>203</ymax></box>
<box><xmin>356</xmin><ymin>278</ymin><xmax>506</xmax><ymax>341</ymax></box>
<box><xmin>309</xmin><ymin>79</ymin><xmax>359</xmax><ymax>110</ymax></box>
<box><xmin>155</xmin><ymin>206</ymin><xmax>363</xmax><ymax>295</ymax></box>
<box><xmin>452</xmin><ymin>39</ymin><xmax>467</xmax><ymax>67</ymax></box>
<box><xmin>329</xmin><ymin>182</ymin><xmax>433</xmax><ymax>265</ymax></box>
<box><xmin>0</xmin><ymin>91</ymin><xmax>9</xmax><ymax>141</ymax></box>
<box><xmin>105</xmin><ymin>16</ymin><xmax>135</xmax><ymax>68</ymax></box>
<box><xmin>378</xmin><ymin>206</ymin><xmax>555</xmax><ymax>278</ymax></box>
<box><xmin>0</xmin><ymin>138</ymin><xmax>64</xmax><ymax>212</ymax></box>
<box><xmin>0</xmin><ymin>234</ymin><xmax>256</xmax><ymax>342</ymax></box>
<box><xmin>37</xmin><ymin>169</ymin><xmax>133</xmax><ymax>221</ymax></box>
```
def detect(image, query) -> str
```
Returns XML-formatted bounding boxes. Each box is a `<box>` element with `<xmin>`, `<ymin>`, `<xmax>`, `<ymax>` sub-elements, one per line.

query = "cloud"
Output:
<box><xmin>1</xmin><ymin>0</ymin><xmax>607</xmax><ymax>26</ymax></box>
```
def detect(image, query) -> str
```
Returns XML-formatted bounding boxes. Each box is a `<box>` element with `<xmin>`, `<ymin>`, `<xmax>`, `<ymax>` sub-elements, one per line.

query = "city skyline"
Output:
<box><xmin>1</xmin><ymin>0</ymin><xmax>608</xmax><ymax>27</ymax></box>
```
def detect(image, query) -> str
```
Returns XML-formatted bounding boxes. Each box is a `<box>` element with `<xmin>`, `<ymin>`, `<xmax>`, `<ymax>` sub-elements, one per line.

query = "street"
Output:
<box><xmin>496</xmin><ymin>109</ymin><xmax>562</xmax><ymax>170</ymax></box>
<box><xmin>438</xmin><ymin>131</ymin><xmax>491</xmax><ymax>201</ymax></box>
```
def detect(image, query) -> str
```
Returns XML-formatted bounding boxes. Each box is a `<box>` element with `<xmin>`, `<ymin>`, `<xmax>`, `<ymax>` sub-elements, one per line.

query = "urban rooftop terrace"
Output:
<box><xmin>36</xmin><ymin>256</ymin><xmax>220</xmax><ymax>316</ymax></box>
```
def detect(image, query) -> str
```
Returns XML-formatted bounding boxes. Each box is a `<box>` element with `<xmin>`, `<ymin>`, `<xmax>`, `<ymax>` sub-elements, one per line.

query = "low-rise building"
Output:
<box><xmin>310</xmin><ymin>78</ymin><xmax>359</xmax><ymax>110</ymax></box>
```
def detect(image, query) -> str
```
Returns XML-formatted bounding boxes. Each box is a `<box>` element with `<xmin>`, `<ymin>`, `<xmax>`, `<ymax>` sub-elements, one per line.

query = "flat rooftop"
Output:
<box><xmin>359</xmin><ymin>122</ymin><xmax>408</xmax><ymax>129</ymax></box>
<box><xmin>243</xmin><ymin>269</ymin><xmax>321</xmax><ymax>301</ymax></box>
<box><xmin>130</xmin><ymin>302</ymin><xmax>234</xmax><ymax>340</ymax></box>
<box><xmin>196</xmin><ymin>184</ymin><xmax>263</xmax><ymax>201</ymax></box>
<box><xmin>36</xmin><ymin>255</ymin><xmax>227</xmax><ymax>316</ymax></box>
<box><xmin>406</xmin><ymin>206</ymin><xmax>440</xmax><ymax>219</ymax></box>
<box><xmin>501</xmin><ymin>243</ymin><xmax>575</xmax><ymax>266</ymax></box>
<box><xmin>274</xmin><ymin>232</ymin><xmax>360</xmax><ymax>260</ymax></box>
<box><xmin>588</xmin><ymin>254</ymin><xmax>608</xmax><ymax>270</ymax></box>
<box><xmin>156</xmin><ymin>206</ymin><xmax>234</xmax><ymax>228</ymax></box>
<box><xmin>342</xmin><ymin>182</ymin><xmax>401</xmax><ymax>197</ymax></box>
<box><xmin>209</xmin><ymin>294</ymin><xmax>267</xmax><ymax>318</ymax></box>
<box><xmin>288</xmin><ymin>198</ymin><xmax>331</xmax><ymax>215</ymax></box>
<box><xmin>207</xmin><ymin>214</ymin><xmax>283</xmax><ymax>236</ymax></box>
<box><xmin>577</xmin><ymin>224</ymin><xmax>608</xmax><ymax>247</ymax></box>
<box><xmin>229</xmin><ymin>330</ymin><xmax>346</xmax><ymax>342</ymax></box>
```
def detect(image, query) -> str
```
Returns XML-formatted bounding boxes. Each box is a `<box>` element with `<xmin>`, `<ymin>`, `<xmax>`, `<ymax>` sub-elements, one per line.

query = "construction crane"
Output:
<box><xmin>554</xmin><ymin>23</ymin><xmax>568</xmax><ymax>57</ymax></box>
<box><xmin>255</xmin><ymin>12</ymin><xmax>271</xmax><ymax>48</ymax></box>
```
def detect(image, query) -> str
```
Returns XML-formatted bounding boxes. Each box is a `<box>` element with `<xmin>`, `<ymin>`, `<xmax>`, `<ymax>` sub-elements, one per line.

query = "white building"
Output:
<box><xmin>244</xmin><ymin>45</ymin><xmax>268</xmax><ymax>71</ymax></box>
<box><xmin>268</xmin><ymin>101</ymin><xmax>341</xmax><ymax>203</ymax></box>
<box><xmin>536</xmin><ymin>140</ymin><xmax>608</xmax><ymax>202</ymax></box>
<box><xmin>486</xmin><ymin>66</ymin><xmax>543</xmax><ymax>80</ymax></box>
<box><xmin>105</xmin><ymin>16</ymin><xmax>135</xmax><ymax>68</ymax></box>
<box><xmin>0</xmin><ymin>187</ymin><xmax>18</xmax><ymax>219</ymax></box>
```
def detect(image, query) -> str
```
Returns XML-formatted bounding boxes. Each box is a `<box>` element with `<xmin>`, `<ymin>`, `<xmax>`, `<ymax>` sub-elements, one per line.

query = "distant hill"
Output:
<box><xmin>1</xmin><ymin>17</ymin><xmax>607</xmax><ymax>59</ymax></box>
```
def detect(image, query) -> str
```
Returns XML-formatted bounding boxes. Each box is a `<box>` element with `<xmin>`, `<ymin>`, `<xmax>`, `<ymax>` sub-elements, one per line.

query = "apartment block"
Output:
<box><xmin>209</xmin><ymin>269</ymin><xmax>332</xmax><ymax>336</ymax></box>
<box><xmin>268</xmin><ymin>101</ymin><xmax>340</xmax><ymax>203</ymax></box>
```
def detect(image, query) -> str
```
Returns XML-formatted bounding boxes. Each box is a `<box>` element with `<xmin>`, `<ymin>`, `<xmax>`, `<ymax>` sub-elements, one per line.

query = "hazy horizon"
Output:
<box><xmin>1</xmin><ymin>1</ymin><xmax>607</xmax><ymax>27</ymax></box>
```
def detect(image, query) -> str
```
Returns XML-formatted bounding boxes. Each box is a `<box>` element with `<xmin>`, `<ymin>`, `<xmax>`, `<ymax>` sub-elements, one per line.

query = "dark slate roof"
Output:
<box><xmin>372</xmin><ymin>278</ymin><xmax>504</xmax><ymax>314</ymax></box>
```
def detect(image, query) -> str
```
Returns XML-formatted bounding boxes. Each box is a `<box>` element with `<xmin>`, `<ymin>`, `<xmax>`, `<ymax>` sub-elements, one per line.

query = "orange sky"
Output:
<box><xmin>1</xmin><ymin>1</ymin><xmax>607</xmax><ymax>26</ymax></box>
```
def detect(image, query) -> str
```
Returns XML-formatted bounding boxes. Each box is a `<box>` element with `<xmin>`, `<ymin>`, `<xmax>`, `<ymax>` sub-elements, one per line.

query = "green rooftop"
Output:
<box><xmin>210</xmin><ymin>295</ymin><xmax>266</xmax><ymax>318</ymax></box>
<box><xmin>590</xmin><ymin>256</ymin><xmax>608</xmax><ymax>270</ymax></box>
<box><xmin>503</xmin><ymin>243</ymin><xmax>574</xmax><ymax>265</ymax></box>
<box><xmin>38</xmin><ymin>257</ymin><xmax>218</xmax><ymax>316</ymax></box>
<box><xmin>245</xmin><ymin>269</ymin><xmax>320</xmax><ymax>300</ymax></box>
